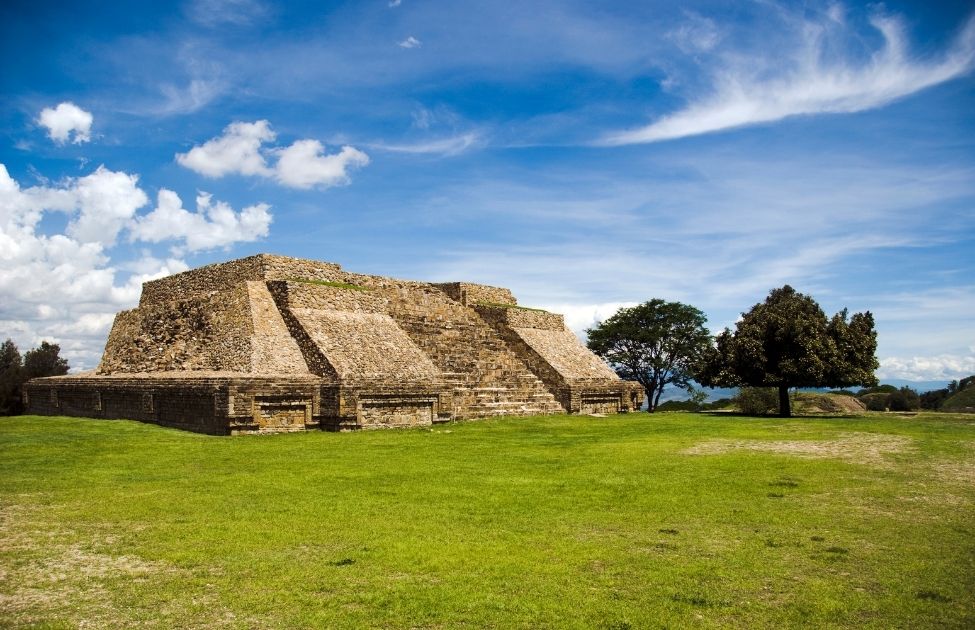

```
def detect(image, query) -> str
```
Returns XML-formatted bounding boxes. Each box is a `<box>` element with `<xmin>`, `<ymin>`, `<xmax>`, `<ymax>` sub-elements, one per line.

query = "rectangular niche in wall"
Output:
<box><xmin>253</xmin><ymin>395</ymin><xmax>311</xmax><ymax>431</ymax></box>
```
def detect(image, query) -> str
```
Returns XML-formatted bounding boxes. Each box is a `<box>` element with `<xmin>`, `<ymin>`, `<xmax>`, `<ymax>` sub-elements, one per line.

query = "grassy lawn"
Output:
<box><xmin>1</xmin><ymin>412</ymin><xmax>973</xmax><ymax>628</ymax></box>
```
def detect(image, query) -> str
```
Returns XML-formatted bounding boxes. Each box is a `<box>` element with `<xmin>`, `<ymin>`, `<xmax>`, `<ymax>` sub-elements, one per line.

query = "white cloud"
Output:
<box><xmin>176</xmin><ymin>120</ymin><xmax>369</xmax><ymax>189</ymax></box>
<box><xmin>1</xmin><ymin>164</ymin><xmax>148</xmax><ymax>248</ymax></box>
<box><xmin>668</xmin><ymin>12</ymin><xmax>721</xmax><ymax>54</ymax></box>
<box><xmin>399</xmin><ymin>36</ymin><xmax>422</xmax><ymax>49</ymax></box>
<box><xmin>176</xmin><ymin>120</ymin><xmax>275</xmax><ymax>177</ymax></box>
<box><xmin>37</xmin><ymin>102</ymin><xmax>93</xmax><ymax>145</ymax></box>
<box><xmin>0</xmin><ymin>166</ymin><xmax>183</xmax><ymax>371</ymax></box>
<box><xmin>69</xmin><ymin>167</ymin><xmax>150</xmax><ymax>246</ymax></box>
<box><xmin>537</xmin><ymin>302</ymin><xmax>639</xmax><ymax>340</ymax></box>
<box><xmin>878</xmin><ymin>355</ymin><xmax>975</xmax><ymax>381</ymax></box>
<box><xmin>157</xmin><ymin>78</ymin><xmax>224</xmax><ymax>115</ymax></box>
<box><xmin>370</xmin><ymin>132</ymin><xmax>482</xmax><ymax>156</ymax></box>
<box><xmin>602</xmin><ymin>11</ymin><xmax>975</xmax><ymax>145</ymax></box>
<box><xmin>0</xmin><ymin>162</ymin><xmax>272</xmax><ymax>370</ymax></box>
<box><xmin>274</xmin><ymin>141</ymin><xmax>369</xmax><ymax>189</ymax></box>
<box><xmin>130</xmin><ymin>189</ymin><xmax>272</xmax><ymax>252</ymax></box>
<box><xmin>389</xmin><ymin>0</ymin><xmax>402</xmax><ymax>7</ymax></box>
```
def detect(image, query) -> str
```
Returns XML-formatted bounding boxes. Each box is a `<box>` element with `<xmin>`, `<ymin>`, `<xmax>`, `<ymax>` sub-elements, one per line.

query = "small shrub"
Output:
<box><xmin>888</xmin><ymin>387</ymin><xmax>920</xmax><ymax>411</ymax></box>
<box><xmin>735</xmin><ymin>387</ymin><xmax>779</xmax><ymax>415</ymax></box>
<box><xmin>860</xmin><ymin>392</ymin><xmax>889</xmax><ymax>412</ymax></box>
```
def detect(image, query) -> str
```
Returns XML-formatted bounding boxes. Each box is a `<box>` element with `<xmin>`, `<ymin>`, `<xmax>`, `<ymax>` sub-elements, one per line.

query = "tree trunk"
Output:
<box><xmin>778</xmin><ymin>385</ymin><xmax>791</xmax><ymax>418</ymax></box>
<box><xmin>644</xmin><ymin>386</ymin><xmax>655</xmax><ymax>412</ymax></box>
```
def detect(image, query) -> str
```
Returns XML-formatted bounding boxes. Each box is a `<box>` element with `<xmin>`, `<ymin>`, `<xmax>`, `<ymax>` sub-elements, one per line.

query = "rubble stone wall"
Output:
<box><xmin>99</xmin><ymin>284</ymin><xmax>254</xmax><ymax>374</ymax></box>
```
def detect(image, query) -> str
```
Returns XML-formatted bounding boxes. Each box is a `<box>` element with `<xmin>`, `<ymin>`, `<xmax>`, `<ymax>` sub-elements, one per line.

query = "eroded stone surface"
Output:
<box><xmin>27</xmin><ymin>254</ymin><xmax>642</xmax><ymax>432</ymax></box>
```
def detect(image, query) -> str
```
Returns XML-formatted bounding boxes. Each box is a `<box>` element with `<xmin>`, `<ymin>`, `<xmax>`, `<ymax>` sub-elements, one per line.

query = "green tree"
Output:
<box><xmin>23</xmin><ymin>341</ymin><xmax>69</xmax><ymax>380</ymax></box>
<box><xmin>586</xmin><ymin>300</ymin><xmax>711</xmax><ymax>412</ymax></box>
<box><xmin>0</xmin><ymin>339</ymin><xmax>24</xmax><ymax>415</ymax></box>
<box><xmin>697</xmin><ymin>286</ymin><xmax>878</xmax><ymax>417</ymax></box>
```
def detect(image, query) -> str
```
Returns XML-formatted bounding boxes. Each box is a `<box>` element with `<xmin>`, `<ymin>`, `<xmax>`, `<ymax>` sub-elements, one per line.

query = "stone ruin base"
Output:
<box><xmin>25</xmin><ymin>254</ymin><xmax>644</xmax><ymax>434</ymax></box>
<box><xmin>25</xmin><ymin>373</ymin><xmax>641</xmax><ymax>435</ymax></box>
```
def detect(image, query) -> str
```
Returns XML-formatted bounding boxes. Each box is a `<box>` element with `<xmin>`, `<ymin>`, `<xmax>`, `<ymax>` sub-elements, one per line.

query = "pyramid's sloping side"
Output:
<box><xmin>99</xmin><ymin>278</ymin><xmax>310</xmax><ymax>375</ymax></box>
<box><xmin>513</xmin><ymin>326</ymin><xmax>620</xmax><ymax>381</ymax></box>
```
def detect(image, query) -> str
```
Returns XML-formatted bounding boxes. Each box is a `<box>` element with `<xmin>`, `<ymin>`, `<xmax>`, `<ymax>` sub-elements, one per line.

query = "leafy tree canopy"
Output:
<box><xmin>23</xmin><ymin>341</ymin><xmax>69</xmax><ymax>380</ymax></box>
<box><xmin>586</xmin><ymin>299</ymin><xmax>711</xmax><ymax>412</ymax></box>
<box><xmin>0</xmin><ymin>339</ymin><xmax>70</xmax><ymax>416</ymax></box>
<box><xmin>697</xmin><ymin>285</ymin><xmax>878</xmax><ymax>417</ymax></box>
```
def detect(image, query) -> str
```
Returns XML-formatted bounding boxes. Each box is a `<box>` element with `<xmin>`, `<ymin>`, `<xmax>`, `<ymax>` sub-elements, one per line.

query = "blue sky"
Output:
<box><xmin>1</xmin><ymin>0</ymin><xmax>973</xmax><ymax>381</ymax></box>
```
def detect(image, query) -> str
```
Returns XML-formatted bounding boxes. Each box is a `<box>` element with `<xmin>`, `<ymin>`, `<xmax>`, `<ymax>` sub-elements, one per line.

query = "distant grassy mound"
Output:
<box><xmin>793</xmin><ymin>392</ymin><xmax>867</xmax><ymax>415</ymax></box>
<box><xmin>942</xmin><ymin>383</ymin><xmax>975</xmax><ymax>412</ymax></box>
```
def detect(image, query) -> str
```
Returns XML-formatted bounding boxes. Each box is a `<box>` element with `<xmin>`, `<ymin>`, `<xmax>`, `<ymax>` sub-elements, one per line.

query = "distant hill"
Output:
<box><xmin>653</xmin><ymin>379</ymin><xmax>954</xmax><ymax>408</ymax></box>
<box><xmin>942</xmin><ymin>383</ymin><xmax>975</xmax><ymax>412</ymax></box>
<box><xmin>880</xmin><ymin>379</ymin><xmax>953</xmax><ymax>393</ymax></box>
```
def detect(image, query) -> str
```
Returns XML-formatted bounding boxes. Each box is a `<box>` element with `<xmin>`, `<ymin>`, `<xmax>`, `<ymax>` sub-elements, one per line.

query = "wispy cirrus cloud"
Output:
<box><xmin>602</xmin><ymin>9</ymin><xmax>975</xmax><ymax>145</ymax></box>
<box><xmin>369</xmin><ymin>131</ymin><xmax>483</xmax><ymax>156</ymax></box>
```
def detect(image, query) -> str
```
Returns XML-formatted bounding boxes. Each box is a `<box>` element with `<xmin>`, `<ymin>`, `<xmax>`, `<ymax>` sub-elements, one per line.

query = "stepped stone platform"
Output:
<box><xmin>26</xmin><ymin>254</ymin><xmax>642</xmax><ymax>434</ymax></box>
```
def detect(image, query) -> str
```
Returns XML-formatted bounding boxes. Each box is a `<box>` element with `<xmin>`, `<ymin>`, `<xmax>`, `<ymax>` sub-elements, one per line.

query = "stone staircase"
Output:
<box><xmin>376</xmin><ymin>283</ymin><xmax>565</xmax><ymax>419</ymax></box>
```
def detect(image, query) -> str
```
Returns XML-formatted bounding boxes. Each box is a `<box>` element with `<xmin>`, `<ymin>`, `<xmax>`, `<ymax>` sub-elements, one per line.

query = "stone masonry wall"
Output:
<box><xmin>512</xmin><ymin>327</ymin><xmax>620</xmax><ymax>381</ymax></box>
<box><xmin>99</xmin><ymin>283</ymin><xmax>253</xmax><ymax>374</ymax></box>
<box><xmin>244</xmin><ymin>281</ymin><xmax>310</xmax><ymax>375</ymax></box>
<box><xmin>140</xmin><ymin>255</ymin><xmax>266</xmax><ymax>307</ymax></box>
<box><xmin>343</xmin><ymin>279</ymin><xmax>564</xmax><ymax>418</ymax></box>
<box><xmin>33</xmin><ymin>253</ymin><xmax>639</xmax><ymax>431</ymax></box>
<box><xmin>265</xmin><ymin>280</ymin><xmax>439</xmax><ymax>383</ymax></box>
<box><xmin>432</xmin><ymin>282</ymin><xmax>517</xmax><ymax>306</ymax></box>
<box><xmin>139</xmin><ymin>254</ymin><xmax>344</xmax><ymax>307</ymax></box>
<box><xmin>473</xmin><ymin>304</ymin><xmax>565</xmax><ymax>331</ymax></box>
<box><xmin>25</xmin><ymin>373</ymin><xmax>322</xmax><ymax>435</ymax></box>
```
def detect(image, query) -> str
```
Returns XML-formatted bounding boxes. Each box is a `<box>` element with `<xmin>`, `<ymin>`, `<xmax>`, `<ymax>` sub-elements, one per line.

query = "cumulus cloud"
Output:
<box><xmin>0</xmin><ymin>163</ymin><xmax>269</xmax><ymax>369</ymax></box>
<box><xmin>177</xmin><ymin>120</ymin><xmax>369</xmax><ymax>189</ymax></box>
<box><xmin>1</xmin><ymin>164</ymin><xmax>148</xmax><ymax>248</ymax></box>
<box><xmin>130</xmin><ymin>189</ymin><xmax>271</xmax><ymax>252</ymax></box>
<box><xmin>536</xmin><ymin>302</ymin><xmax>639</xmax><ymax>340</ymax></box>
<box><xmin>878</xmin><ymin>355</ymin><xmax>975</xmax><ymax>381</ymax></box>
<box><xmin>399</xmin><ymin>36</ymin><xmax>422</xmax><ymax>49</ymax></box>
<box><xmin>37</xmin><ymin>102</ymin><xmax>93</xmax><ymax>145</ymax></box>
<box><xmin>602</xmin><ymin>10</ymin><xmax>975</xmax><ymax>145</ymax></box>
<box><xmin>274</xmin><ymin>141</ymin><xmax>369</xmax><ymax>189</ymax></box>
<box><xmin>176</xmin><ymin>120</ymin><xmax>275</xmax><ymax>177</ymax></box>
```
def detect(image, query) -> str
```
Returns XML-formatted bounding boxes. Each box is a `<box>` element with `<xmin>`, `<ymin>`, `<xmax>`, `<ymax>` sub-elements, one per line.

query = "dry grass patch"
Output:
<box><xmin>683</xmin><ymin>432</ymin><xmax>912</xmax><ymax>467</ymax></box>
<box><xmin>926</xmin><ymin>440</ymin><xmax>975</xmax><ymax>485</ymax></box>
<box><xmin>0</xmin><ymin>502</ymin><xmax>239</xmax><ymax>629</ymax></box>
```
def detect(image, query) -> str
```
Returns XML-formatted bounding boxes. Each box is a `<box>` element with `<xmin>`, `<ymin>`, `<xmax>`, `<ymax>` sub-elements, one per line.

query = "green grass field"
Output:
<box><xmin>2</xmin><ymin>412</ymin><xmax>973</xmax><ymax>628</ymax></box>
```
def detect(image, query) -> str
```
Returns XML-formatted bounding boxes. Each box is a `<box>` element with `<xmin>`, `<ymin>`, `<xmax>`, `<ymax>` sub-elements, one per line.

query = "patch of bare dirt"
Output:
<box><xmin>793</xmin><ymin>393</ymin><xmax>866</xmax><ymax>415</ymax></box>
<box><xmin>683</xmin><ymin>432</ymin><xmax>912</xmax><ymax>467</ymax></box>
